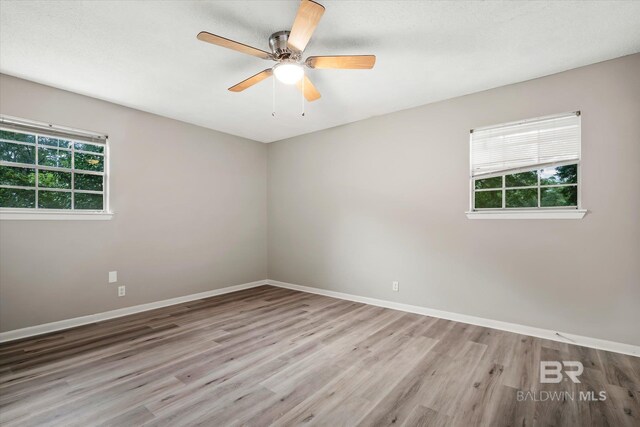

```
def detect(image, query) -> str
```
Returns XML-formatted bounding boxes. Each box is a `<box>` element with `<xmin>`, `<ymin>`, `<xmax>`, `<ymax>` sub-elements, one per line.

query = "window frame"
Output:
<box><xmin>0</xmin><ymin>116</ymin><xmax>112</xmax><ymax>220</ymax></box>
<box><xmin>472</xmin><ymin>162</ymin><xmax>580</xmax><ymax>211</ymax></box>
<box><xmin>467</xmin><ymin>112</ymin><xmax>586</xmax><ymax>220</ymax></box>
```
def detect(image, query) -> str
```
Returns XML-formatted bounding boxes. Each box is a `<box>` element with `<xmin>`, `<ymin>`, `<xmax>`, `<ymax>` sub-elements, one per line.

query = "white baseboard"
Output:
<box><xmin>267</xmin><ymin>280</ymin><xmax>640</xmax><ymax>357</ymax></box>
<box><xmin>3</xmin><ymin>278</ymin><xmax>637</xmax><ymax>357</ymax></box>
<box><xmin>0</xmin><ymin>280</ymin><xmax>268</xmax><ymax>343</ymax></box>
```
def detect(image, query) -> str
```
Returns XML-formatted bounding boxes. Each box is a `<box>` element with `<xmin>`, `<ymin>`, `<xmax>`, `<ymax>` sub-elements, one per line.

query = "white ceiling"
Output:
<box><xmin>1</xmin><ymin>1</ymin><xmax>639</xmax><ymax>143</ymax></box>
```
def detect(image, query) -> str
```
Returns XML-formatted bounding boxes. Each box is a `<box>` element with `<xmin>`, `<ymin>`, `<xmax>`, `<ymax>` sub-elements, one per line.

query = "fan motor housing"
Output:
<box><xmin>269</xmin><ymin>31</ymin><xmax>300</xmax><ymax>60</ymax></box>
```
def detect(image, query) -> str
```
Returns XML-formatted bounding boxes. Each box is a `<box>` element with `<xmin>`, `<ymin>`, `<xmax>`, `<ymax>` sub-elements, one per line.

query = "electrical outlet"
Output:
<box><xmin>392</xmin><ymin>281</ymin><xmax>399</xmax><ymax>292</ymax></box>
<box><xmin>109</xmin><ymin>271</ymin><xmax>118</xmax><ymax>283</ymax></box>
<box><xmin>118</xmin><ymin>286</ymin><xmax>126</xmax><ymax>297</ymax></box>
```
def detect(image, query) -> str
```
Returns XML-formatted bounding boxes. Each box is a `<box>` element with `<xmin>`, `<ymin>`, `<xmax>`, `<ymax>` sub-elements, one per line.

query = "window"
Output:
<box><xmin>0</xmin><ymin>116</ymin><xmax>109</xmax><ymax>218</ymax></box>
<box><xmin>468</xmin><ymin>112</ymin><xmax>585</xmax><ymax>219</ymax></box>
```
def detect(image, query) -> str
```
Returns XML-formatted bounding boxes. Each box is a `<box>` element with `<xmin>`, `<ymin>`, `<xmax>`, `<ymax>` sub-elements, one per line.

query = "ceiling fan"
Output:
<box><xmin>197</xmin><ymin>0</ymin><xmax>376</xmax><ymax>102</ymax></box>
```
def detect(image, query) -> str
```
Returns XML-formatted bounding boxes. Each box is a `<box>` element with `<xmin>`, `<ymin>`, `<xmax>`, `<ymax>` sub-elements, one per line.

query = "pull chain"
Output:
<box><xmin>301</xmin><ymin>71</ymin><xmax>305</xmax><ymax>117</ymax></box>
<box><xmin>271</xmin><ymin>72</ymin><xmax>306</xmax><ymax>118</ymax></box>
<box><xmin>272</xmin><ymin>74</ymin><xmax>276</xmax><ymax>117</ymax></box>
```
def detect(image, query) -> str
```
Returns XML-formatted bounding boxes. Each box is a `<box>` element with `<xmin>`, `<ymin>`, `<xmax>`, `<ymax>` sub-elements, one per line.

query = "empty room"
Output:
<box><xmin>0</xmin><ymin>0</ymin><xmax>639</xmax><ymax>426</ymax></box>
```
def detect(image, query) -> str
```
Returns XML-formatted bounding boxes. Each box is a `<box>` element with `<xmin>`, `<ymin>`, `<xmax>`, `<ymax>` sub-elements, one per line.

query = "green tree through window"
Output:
<box><xmin>0</xmin><ymin>128</ymin><xmax>106</xmax><ymax>211</ymax></box>
<box><xmin>474</xmin><ymin>164</ymin><xmax>578</xmax><ymax>210</ymax></box>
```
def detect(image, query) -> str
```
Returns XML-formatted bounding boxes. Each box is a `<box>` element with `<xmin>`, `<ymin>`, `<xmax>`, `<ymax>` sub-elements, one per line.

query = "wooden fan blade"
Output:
<box><xmin>228</xmin><ymin>69</ymin><xmax>273</xmax><ymax>92</ymax></box>
<box><xmin>197</xmin><ymin>31</ymin><xmax>271</xmax><ymax>60</ymax></box>
<box><xmin>306</xmin><ymin>55</ymin><xmax>376</xmax><ymax>69</ymax></box>
<box><xmin>295</xmin><ymin>75</ymin><xmax>321</xmax><ymax>101</ymax></box>
<box><xmin>288</xmin><ymin>0</ymin><xmax>325</xmax><ymax>52</ymax></box>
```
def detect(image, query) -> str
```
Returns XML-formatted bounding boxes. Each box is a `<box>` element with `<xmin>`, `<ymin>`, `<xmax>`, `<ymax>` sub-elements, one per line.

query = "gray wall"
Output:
<box><xmin>2</xmin><ymin>55</ymin><xmax>639</xmax><ymax>346</ymax></box>
<box><xmin>0</xmin><ymin>74</ymin><xmax>268</xmax><ymax>332</ymax></box>
<box><xmin>268</xmin><ymin>54</ymin><xmax>640</xmax><ymax>346</ymax></box>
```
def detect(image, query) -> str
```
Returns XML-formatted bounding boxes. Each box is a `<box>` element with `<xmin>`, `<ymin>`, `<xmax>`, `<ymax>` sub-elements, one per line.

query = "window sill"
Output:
<box><xmin>466</xmin><ymin>209</ymin><xmax>587</xmax><ymax>220</ymax></box>
<box><xmin>0</xmin><ymin>211</ymin><xmax>114</xmax><ymax>221</ymax></box>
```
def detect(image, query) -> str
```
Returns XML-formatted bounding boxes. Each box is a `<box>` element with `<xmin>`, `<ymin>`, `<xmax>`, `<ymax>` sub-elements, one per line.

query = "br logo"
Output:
<box><xmin>540</xmin><ymin>361</ymin><xmax>584</xmax><ymax>383</ymax></box>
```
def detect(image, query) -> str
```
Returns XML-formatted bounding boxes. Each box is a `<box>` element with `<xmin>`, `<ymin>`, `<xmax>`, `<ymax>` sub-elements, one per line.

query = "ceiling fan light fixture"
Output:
<box><xmin>273</xmin><ymin>62</ymin><xmax>304</xmax><ymax>85</ymax></box>
<box><xmin>198</xmin><ymin>0</ymin><xmax>375</xmax><ymax>102</ymax></box>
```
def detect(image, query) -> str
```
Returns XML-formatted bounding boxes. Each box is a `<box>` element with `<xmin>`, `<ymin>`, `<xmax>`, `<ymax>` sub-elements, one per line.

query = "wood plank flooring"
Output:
<box><xmin>0</xmin><ymin>285</ymin><xmax>638</xmax><ymax>426</ymax></box>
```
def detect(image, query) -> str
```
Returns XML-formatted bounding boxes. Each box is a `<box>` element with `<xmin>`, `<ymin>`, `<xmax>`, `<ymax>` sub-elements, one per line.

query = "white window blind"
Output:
<box><xmin>0</xmin><ymin>116</ymin><xmax>107</xmax><ymax>145</ymax></box>
<box><xmin>470</xmin><ymin>112</ymin><xmax>580</xmax><ymax>177</ymax></box>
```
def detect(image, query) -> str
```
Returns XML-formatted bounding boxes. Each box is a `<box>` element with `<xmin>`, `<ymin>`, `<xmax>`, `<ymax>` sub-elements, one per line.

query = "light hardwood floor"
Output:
<box><xmin>0</xmin><ymin>285</ymin><xmax>638</xmax><ymax>426</ymax></box>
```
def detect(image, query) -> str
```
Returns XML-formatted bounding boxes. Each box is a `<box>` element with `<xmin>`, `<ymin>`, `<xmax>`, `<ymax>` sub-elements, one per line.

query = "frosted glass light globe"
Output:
<box><xmin>273</xmin><ymin>62</ymin><xmax>304</xmax><ymax>85</ymax></box>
